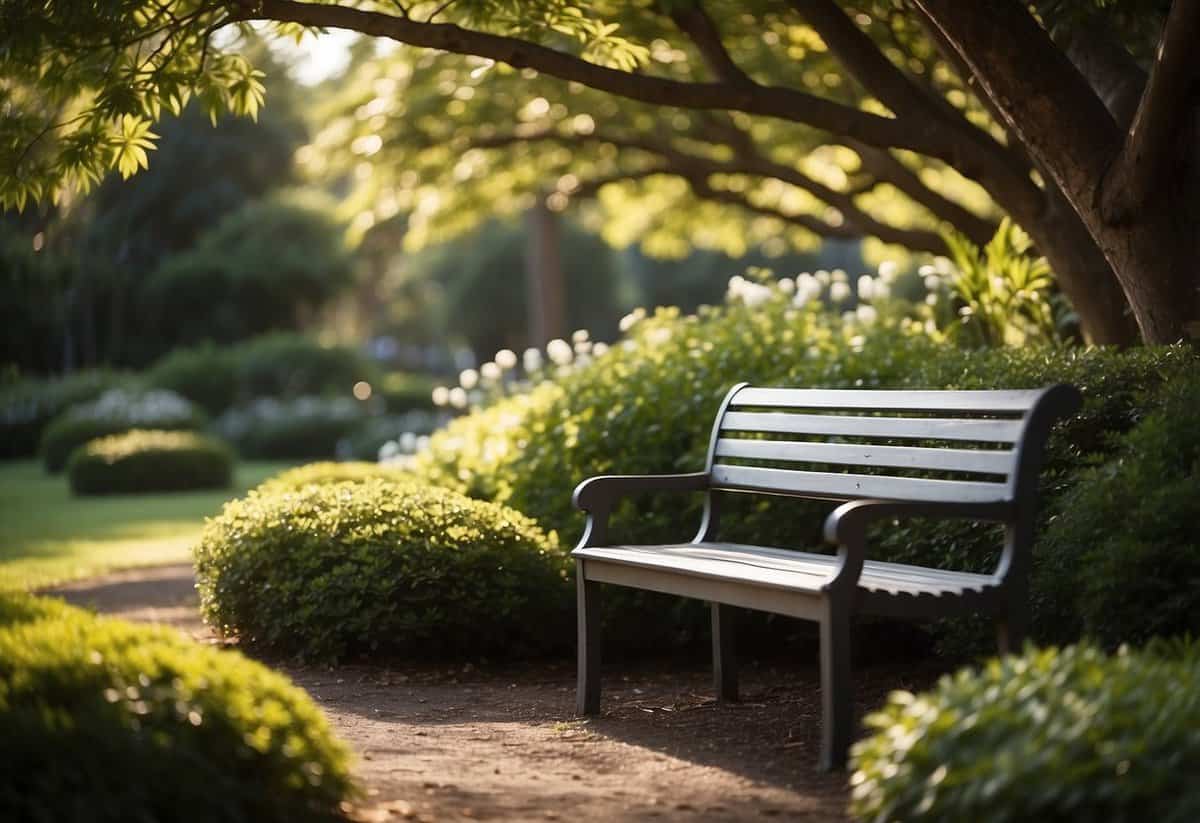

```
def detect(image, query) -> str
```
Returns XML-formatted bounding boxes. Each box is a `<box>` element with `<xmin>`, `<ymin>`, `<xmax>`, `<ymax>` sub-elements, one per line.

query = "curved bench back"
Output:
<box><xmin>702</xmin><ymin>384</ymin><xmax>1080</xmax><ymax>507</ymax></box>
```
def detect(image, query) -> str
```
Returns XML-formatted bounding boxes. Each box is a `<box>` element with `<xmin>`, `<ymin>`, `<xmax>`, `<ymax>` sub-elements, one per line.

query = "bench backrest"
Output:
<box><xmin>704</xmin><ymin>384</ymin><xmax>1081</xmax><ymax>508</ymax></box>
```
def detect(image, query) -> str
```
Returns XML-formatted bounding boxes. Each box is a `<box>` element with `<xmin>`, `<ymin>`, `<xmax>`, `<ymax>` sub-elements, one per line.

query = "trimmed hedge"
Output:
<box><xmin>0</xmin><ymin>370</ymin><xmax>131</xmax><ymax>460</ymax></box>
<box><xmin>67</xmin><ymin>429</ymin><xmax>234</xmax><ymax>495</ymax></box>
<box><xmin>850</xmin><ymin>643</ymin><xmax>1200</xmax><ymax>822</ymax></box>
<box><xmin>256</xmin><ymin>461</ymin><xmax>412</xmax><ymax>494</ymax></box>
<box><xmin>0</xmin><ymin>592</ymin><xmax>354</xmax><ymax>822</ymax></box>
<box><xmin>193</xmin><ymin>479</ymin><xmax>570</xmax><ymax>661</ymax></box>
<box><xmin>40</xmin><ymin>389</ymin><xmax>205</xmax><ymax>472</ymax></box>
<box><xmin>144</xmin><ymin>343</ymin><xmax>238</xmax><ymax>416</ymax></box>
<box><xmin>214</xmin><ymin>396</ymin><xmax>364</xmax><ymax>460</ymax></box>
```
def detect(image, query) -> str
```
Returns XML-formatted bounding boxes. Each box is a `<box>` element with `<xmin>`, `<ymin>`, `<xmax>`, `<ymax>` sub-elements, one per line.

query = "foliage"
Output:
<box><xmin>214</xmin><ymin>397</ymin><xmax>365</xmax><ymax>461</ymax></box>
<box><xmin>144</xmin><ymin>343</ymin><xmax>238</xmax><ymax>416</ymax></box>
<box><xmin>0</xmin><ymin>591</ymin><xmax>354</xmax><ymax>822</ymax></box>
<box><xmin>256</xmin><ymin>461</ymin><xmax>413</xmax><ymax>494</ymax></box>
<box><xmin>138</xmin><ymin>191</ymin><xmax>354</xmax><ymax>350</ymax></box>
<box><xmin>40</xmin><ymin>388</ymin><xmax>204</xmax><ymax>472</ymax></box>
<box><xmin>343</xmin><ymin>412</ymin><xmax>439</xmax><ymax>463</ymax></box>
<box><xmin>1036</xmin><ymin>371</ymin><xmax>1200</xmax><ymax>648</ymax></box>
<box><xmin>939</xmin><ymin>218</ymin><xmax>1060</xmax><ymax>347</ymax></box>
<box><xmin>0</xmin><ymin>222</ymin><xmax>78</xmax><ymax>374</ymax></box>
<box><xmin>849</xmin><ymin>643</ymin><xmax>1200</xmax><ymax>823</ymax></box>
<box><xmin>193</xmin><ymin>479</ymin><xmax>570</xmax><ymax>662</ymax></box>
<box><xmin>378</xmin><ymin>371</ymin><xmax>438</xmax><ymax>413</ymax></box>
<box><xmin>0</xmin><ymin>370</ymin><xmax>131</xmax><ymax>459</ymax></box>
<box><xmin>67</xmin><ymin>429</ymin><xmax>234</xmax><ymax>496</ymax></box>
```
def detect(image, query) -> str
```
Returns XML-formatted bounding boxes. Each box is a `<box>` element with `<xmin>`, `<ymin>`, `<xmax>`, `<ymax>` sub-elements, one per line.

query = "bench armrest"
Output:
<box><xmin>820</xmin><ymin>499</ymin><xmax>1016</xmax><ymax>594</ymax></box>
<box><xmin>572</xmin><ymin>472</ymin><xmax>710</xmax><ymax>549</ymax></box>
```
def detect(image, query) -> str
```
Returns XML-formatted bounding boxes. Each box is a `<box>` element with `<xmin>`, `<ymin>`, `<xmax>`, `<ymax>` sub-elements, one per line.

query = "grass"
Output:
<box><xmin>0</xmin><ymin>460</ymin><xmax>290</xmax><ymax>591</ymax></box>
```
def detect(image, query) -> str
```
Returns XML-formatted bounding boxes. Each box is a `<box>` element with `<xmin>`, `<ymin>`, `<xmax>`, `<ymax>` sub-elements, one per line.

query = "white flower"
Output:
<box><xmin>378</xmin><ymin>440</ymin><xmax>400</xmax><ymax>460</ymax></box>
<box><xmin>777</xmin><ymin>277</ymin><xmax>796</xmax><ymax>294</ymax></box>
<box><xmin>832</xmin><ymin>268</ymin><xmax>849</xmax><ymax>283</ymax></box>
<box><xmin>400</xmin><ymin>432</ymin><xmax>418</xmax><ymax>452</ymax></box>
<box><xmin>924</xmin><ymin>274</ymin><xmax>942</xmax><ymax>292</ymax></box>
<box><xmin>793</xmin><ymin>273</ymin><xmax>822</xmax><ymax>307</ymax></box>
<box><xmin>459</xmin><ymin>368</ymin><xmax>479</xmax><ymax>390</ymax></box>
<box><xmin>739</xmin><ymin>281</ymin><xmax>773</xmax><ymax>308</ymax></box>
<box><xmin>877</xmin><ymin>260</ymin><xmax>899</xmax><ymax>282</ymax></box>
<box><xmin>574</xmin><ymin>340</ymin><xmax>592</xmax><ymax>356</ymax></box>
<box><xmin>856</xmin><ymin>304</ymin><xmax>879</xmax><ymax>325</ymax></box>
<box><xmin>522</xmin><ymin>347</ymin><xmax>542</xmax><ymax>373</ymax></box>
<box><xmin>618</xmin><ymin>308</ymin><xmax>646</xmax><ymax>333</ymax></box>
<box><xmin>647</xmin><ymin>326</ymin><xmax>672</xmax><ymax>346</ymax></box>
<box><xmin>480</xmin><ymin>361</ymin><xmax>501</xmax><ymax>381</ymax></box>
<box><xmin>842</xmin><ymin>310</ymin><xmax>857</xmax><ymax>325</ymax></box>
<box><xmin>431</xmin><ymin>386</ymin><xmax>450</xmax><ymax>406</ymax></box>
<box><xmin>448</xmin><ymin>387</ymin><xmax>468</xmax><ymax>408</ymax></box>
<box><xmin>415</xmin><ymin>435</ymin><xmax>431</xmax><ymax>452</ymax></box>
<box><xmin>925</xmin><ymin>293</ymin><xmax>939</xmax><ymax>306</ymax></box>
<box><xmin>546</xmin><ymin>338</ymin><xmax>573</xmax><ymax>365</ymax></box>
<box><xmin>571</xmin><ymin>329</ymin><xmax>590</xmax><ymax>344</ymax></box>
<box><xmin>933</xmin><ymin>256</ymin><xmax>954</xmax><ymax>275</ymax></box>
<box><xmin>918</xmin><ymin>264</ymin><xmax>936</xmax><ymax>277</ymax></box>
<box><xmin>815</xmin><ymin>269</ymin><xmax>831</xmax><ymax>285</ymax></box>
<box><xmin>830</xmin><ymin>281</ymin><xmax>852</xmax><ymax>303</ymax></box>
<box><xmin>494</xmin><ymin>348</ymin><xmax>517</xmax><ymax>370</ymax></box>
<box><xmin>592</xmin><ymin>342</ymin><xmax>609</xmax><ymax>357</ymax></box>
<box><xmin>857</xmin><ymin>275</ymin><xmax>875</xmax><ymax>301</ymax></box>
<box><xmin>873</xmin><ymin>280</ymin><xmax>891</xmax><ymax>299</ymax></box>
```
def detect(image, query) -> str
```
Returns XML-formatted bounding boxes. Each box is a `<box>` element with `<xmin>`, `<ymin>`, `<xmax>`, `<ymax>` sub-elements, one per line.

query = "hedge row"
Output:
<box><xmin>67</xmin><ymin>429</ymin><xmax>234</xmax><ymax>496</ymax></box>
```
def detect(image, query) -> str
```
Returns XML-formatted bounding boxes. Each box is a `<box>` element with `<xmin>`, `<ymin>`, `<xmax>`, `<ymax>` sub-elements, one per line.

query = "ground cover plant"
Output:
<box><xmin>67</xmin><ymin>429</ymin><xmax>234</xmax><ymax>496</ymax></box>
<box><xmin>194</xmin><ymin>478</ymin><xmax>570</xmax><ymax>661</ymax></box>
<box><xmin>849</xmin><ymin>642</ymin><xmax>1200</xmax><ymax>822</ymax></box>
<box><xmin>0</xmin><ymin>591</ymin><xmax>354</xmax><ymax>822</ymax></box>
<box><xmin>0</xmin><ymin>460</ymin><xmax>288</xmax><ymax>591</ymax></box>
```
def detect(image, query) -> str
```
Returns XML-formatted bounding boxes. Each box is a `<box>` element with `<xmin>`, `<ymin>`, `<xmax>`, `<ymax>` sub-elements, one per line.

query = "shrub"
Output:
<box><xmin>341</xmin><ymin>411</ymin><xmax>439</xmax><ymax>462</ymax></box>
<box><xmin>145</xmin><ymin>343</ymin><xmax>239</xmax><ymax>416</ymax></box>
<box><xmin>378</xmin><ymin>371</ymin><xmax>438</xmax><ymax>413</ymax></box>
<box><xmin>1035</xmin><ymin>372</ymin><xmax>1200</xmax><ymax>647</ymax></box>
<box><xmin>67</xmin><ymin>429</ymin><xmax>234</xmax><ymax>495</ymax></box>
<box><xmin>0</xmin><ymin>370</ymin><xmax>131</xmax><ymax>459</ymax></box>
<box><xmin>0</xmin><ymin>591</ymin><xmax>354</xmax><ymax>822</ymax></box>
<box><xmin>214</xmin><ymin>396</ymin><xmax>364</xmax><ymax>460</ymax></box>
<box><xmin>256</xmin><ymin>461</ymin><xmax>412</xmax><ymax>493</ymax></box>
<box><xmin>849</xmin><ymin>643</ymin><xmax>1200</xmax><ymax>823</ymax></box>
<box><xmin>234</xmin><ymin>334</ymin><xmax>375</xmax><ymax>400</ymax></box>
<box><xmin>193</xmin><ymin>479</ymin><xmax>569</xmax><ymax>661</ymax></box>
<box><xmin>40</xmin><ymin>389</ymin><xmax>205</xmax><ymax>472</ymax></box>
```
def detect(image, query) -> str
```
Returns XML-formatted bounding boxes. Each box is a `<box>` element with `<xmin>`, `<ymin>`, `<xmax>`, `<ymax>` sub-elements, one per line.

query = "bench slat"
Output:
<box><xmin>710</xmin><ymin>464</ymin><xmax>1009</xmax><ymax>503</ymax></box>
<box><xmin>714</xmin><ymin>437</ymin><xmax>1014</xmax><ymax>476</ymax></box>
<box><xmin>731</xmin><ymin>387</ymin><xmax>1043</xmax><ymax>413</ymax></box>
<box><xmin>720</xmin><ymin>411</ymin><xmax>1024</xmax><ymax>443</ymax></box>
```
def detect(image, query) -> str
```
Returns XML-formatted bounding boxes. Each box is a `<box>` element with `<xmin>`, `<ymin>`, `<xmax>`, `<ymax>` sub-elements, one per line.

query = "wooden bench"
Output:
<box><xmin>570</xmin><ymin>382</ymin><xmax>1080</xmax><ymax>770</ymax></box>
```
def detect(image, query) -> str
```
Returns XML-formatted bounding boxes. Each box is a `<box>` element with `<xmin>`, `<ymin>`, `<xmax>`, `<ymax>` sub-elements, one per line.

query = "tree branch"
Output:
<box><xmin>1099</xmin><ymin>0</ymin><xmax>1200</xmax><ymax>222</ymax></box>
<box><xmin>667</xmin><ymin>1</ymin><xmax>752</xmax><ymax>85</ymax></box>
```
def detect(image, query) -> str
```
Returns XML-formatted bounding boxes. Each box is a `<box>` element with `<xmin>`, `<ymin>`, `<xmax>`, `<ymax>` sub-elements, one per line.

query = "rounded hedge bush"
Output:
<box><xmin>214</xmin><ymin>396</ymin><xmax>364</xmax><ymax>460</ymax></box>
<box><xmin>67</xmin><ymin>429</ymin><xmax>234</xmax><ymax>496</ymax></box>
<box><xmin>194</xmin><ymin>479</ymin><xmax>570</xmax><ymax>661</ymax></box>
<box><xmin>0</xmin><ymin>370</ymin><xmax>131</xmax><ymax>460</ymax></box>
<box><xmin>145</xmin><ymin>343</ymin><xmax>239</xmax><ymax>416</ymax></box>
<box><xmin>850</xmin><ymin>643</ymin><xmax>1200</xmax><ymax>823</ymax></box>
<box><xmin>0</xmin><ymin>592</ymin><xmax>354</xmax><ymax>823</ymax></box>
<box><xmin>41</xmin><ymin>389</ymin><xmax>205</xmax><ymax>472</ymax></box>
<box><xmin>256</xmin><ymin>461</ymin><xmax>413</xmax><ymax>494</ymax></box>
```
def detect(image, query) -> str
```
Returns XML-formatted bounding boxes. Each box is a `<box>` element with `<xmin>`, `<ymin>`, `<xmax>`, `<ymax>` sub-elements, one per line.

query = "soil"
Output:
<box><xmin>46</xmin><ymin>564</ymin><xmax>951</xmax><ymax>822</ymax></box>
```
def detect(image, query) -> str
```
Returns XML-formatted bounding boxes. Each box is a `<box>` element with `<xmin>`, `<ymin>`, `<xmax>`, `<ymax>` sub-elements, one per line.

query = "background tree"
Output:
<box><xmin>3</xmin><ymin>0</ymin><xmax>1198</xmax><ymax>344</ymax></box>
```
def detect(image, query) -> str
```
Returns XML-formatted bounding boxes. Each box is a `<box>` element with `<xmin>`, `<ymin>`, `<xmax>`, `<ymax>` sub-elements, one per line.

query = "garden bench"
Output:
<box><xmin>570</xmin><ymin>382</ymin><xmax>1080</xmax><ymax>771</ymax></box>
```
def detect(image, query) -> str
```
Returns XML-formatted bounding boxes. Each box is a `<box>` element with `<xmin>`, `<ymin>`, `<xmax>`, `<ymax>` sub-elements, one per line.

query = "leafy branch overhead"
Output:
<box><xmin>1</xmin><ymin>0</ymin><xmax>1198</xmax><ymax>345</ymax></box>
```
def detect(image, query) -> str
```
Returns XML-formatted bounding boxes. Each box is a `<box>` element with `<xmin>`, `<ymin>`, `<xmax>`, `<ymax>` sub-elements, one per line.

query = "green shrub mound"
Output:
<box><xmin>0</xmin><ymin>592</ymin><xmax>354</xmax><ymax>823</ymax></box>
<box><xmin>145</xmin><ymin>343</ymin><xmax>238</xmax><ymax>416</ymax></box>
<box><xmin>67</xmin><ymin>429</ymin><xmax>234</xmax><ymax>496</ymax></box>
<box><xmin>257</xmin><ymin>461</ymin><xmax>413</xmax><ymax>494</ymax></box>
<box><xmin>850</xmin><ymin>643</ymin><xmax>1200</xmax><ymax>823</ymax></box>
<box><xmin>1037</xmin><ymin>372</ymin><xmax>1200</xmax><ymax>647</ymax></box>
<box><xmin>40</xmin><ymin>389</ymin><xmax>205</xmax><ymax>472</ymax></box>
<box><xmin>214</xmin><ymin>396</ymin><xmax>364</xmax><ymax>460</ymax></box>
<box><xmin>194</xmin><ymin>479</ymin><xmax>570</xmax><ymax>661</ymax></box>
<box><xmin>0</xmin><ymin>370</ymin><xmax>131</xmax><ymax>460</ymax></box>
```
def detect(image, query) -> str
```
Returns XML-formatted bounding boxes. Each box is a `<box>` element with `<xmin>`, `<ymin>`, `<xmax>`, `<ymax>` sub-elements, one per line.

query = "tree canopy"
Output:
<box><xmin>2</xmin><ymin>0</ymin><xmax>1198</xmax><ymax>345</ymax></box>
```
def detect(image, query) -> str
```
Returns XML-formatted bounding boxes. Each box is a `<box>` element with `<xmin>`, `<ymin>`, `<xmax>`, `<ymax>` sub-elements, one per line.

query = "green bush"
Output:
<box><xmin>410</xmin><ymin>286</ymin><xmax>1199</xmax><ymax>653</ymax></box>
<box><xmin>67</xmin><ymin>429</ymin><xmax>234</xmax><ymax>495</ymax></box>
<box><xmin>0</xmin><ymin>591</ymin><xmax>354</xmax><ymax>822</ymax></box>
<box><xmin>194</xmin><ymin>479</ymin><xmax>569</xmax><ymax>661</ymax></box>
<box><xmin>214</xmin><ymin>396</ymin><xmax>364</xmax><ymax>460</ymax></box>
<box><xmin>234</xmin><ymin>334</ymin><xmax>375</xmax><ymax>400</ymax></box>
<box><xmin>256</xmin><ymin>461</ymin><xmax>413</xmax><ymax>493</ymax></box>
<box><xmin>378</xmin><ymin>371</ymin><xmax>438</xmax><ymax>413</ymax></box>
<box><xmin>40</xmin><ymin>389</ymin><xmax>206</xmax><ymax>472</ymax></box>
<box><xmin>1036</xmin><ymin>372</ymin><xmax>1200</xmax><ymax>647</ymax></box>
<box><xmin>145</xmin><ymin>343</ymin><xmax>239</xmax><ymax>416</ymax></box>
<box><xmin>849</xmin><ymin>643</ymin><xmax>1200</xmax><ymax>823</ymax></box>
<box><xmin>0</xmin><ymin>370</ymin><xmax>132</xmax><ymax>459</ymax></box>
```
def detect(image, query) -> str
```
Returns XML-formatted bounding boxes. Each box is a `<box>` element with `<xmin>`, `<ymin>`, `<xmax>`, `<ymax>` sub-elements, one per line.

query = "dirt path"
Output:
<box><xmin>46</xmin><ymin>564</ymin><xmax>946</xmax><ymax>822</ymax></box>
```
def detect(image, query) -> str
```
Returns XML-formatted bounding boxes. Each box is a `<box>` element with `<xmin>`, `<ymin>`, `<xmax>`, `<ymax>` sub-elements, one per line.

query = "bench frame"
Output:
<box><xmin>570</xmin><ymin>382</ymin><xmax>1081</xmax><ymax>771</ymax></box>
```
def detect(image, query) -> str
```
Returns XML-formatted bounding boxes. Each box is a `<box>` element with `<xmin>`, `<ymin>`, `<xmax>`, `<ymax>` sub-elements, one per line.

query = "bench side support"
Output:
<box><xmin>576</xmin><ymin>559</ymin><xmax>602</xmax><ymax>715</ymax></box>
<box><xmin>819</xmin><ymin>597</ymin><xmax>853</xmax><ymax>772</ymax></box>
<box><xmin>711</xmin><ymin>602</ymin><xmax>738</xmax><ymax>702</ymax></box>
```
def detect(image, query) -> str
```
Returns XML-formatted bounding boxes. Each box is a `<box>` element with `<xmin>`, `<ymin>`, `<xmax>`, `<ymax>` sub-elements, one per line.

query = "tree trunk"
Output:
<box><xmin>525</xmin><ymin>199</ymin><xmax>567</xmax><ymax>347</ymax></box>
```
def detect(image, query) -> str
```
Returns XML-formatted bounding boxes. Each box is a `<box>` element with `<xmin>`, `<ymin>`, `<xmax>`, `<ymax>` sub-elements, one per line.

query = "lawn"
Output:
<box><xmin>0</xmin><ymin>460</ymin><xmax>290</xmax><ymax>591</ymax></box>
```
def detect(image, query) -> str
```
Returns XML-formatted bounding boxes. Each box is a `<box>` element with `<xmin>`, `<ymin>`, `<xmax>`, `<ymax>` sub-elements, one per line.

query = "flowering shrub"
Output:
<box><xmin>215</xmin><ymin>396</ymin><xmax>364</xmax><ymax>460</ymax></box>
<box><xmin>0</xmin><ymin>370</ymin><xmax>132</xmax><ymax>459</ymax></box>
<box><xmin>67</xmin><ymin>429</ymin><xmax>234</xmax><ymax>495</ymax></box>
<box><xmin>40</xmin><ymin>388</ymin><xmax>205</xmax><ymax>472</ymax></box>
<box><xmin>0</xmin><ymin>591</ymin><xmax>354</xmax><ymax>822</ymax></box>
<box><xmin>194</xmin><ymin>479</ymin><xmax>570</xmax><ymax>661</ymax></box>
<box><xmin>850</xmin><ymin>643</ymin><xmax>1200</xmax><ymax>822</ymax></box>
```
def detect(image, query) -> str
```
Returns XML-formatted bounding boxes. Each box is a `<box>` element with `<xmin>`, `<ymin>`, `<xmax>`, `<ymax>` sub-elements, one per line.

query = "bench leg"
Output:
<box><xmin>818</xmin><ymin>603</ymin><xmax>853</xmax><ymax>772</ymax></box>
<box><xmin>711</xmin><ymin>603</ymin><xmax>738</xmax><ymax>702</ymax></box>
<box><xmin>576</xmin><ymin>560</ymin><xmax>602</xmax><ymax>715</ymax></box>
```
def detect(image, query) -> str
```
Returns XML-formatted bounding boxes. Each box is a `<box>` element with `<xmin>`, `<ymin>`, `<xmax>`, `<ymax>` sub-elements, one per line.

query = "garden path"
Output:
<box><xmin>48</xmin><ymin>564</ymin><xmax>939</xmax><ymax>822</ymax></box>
